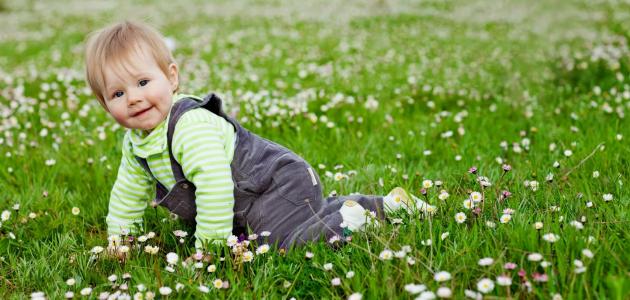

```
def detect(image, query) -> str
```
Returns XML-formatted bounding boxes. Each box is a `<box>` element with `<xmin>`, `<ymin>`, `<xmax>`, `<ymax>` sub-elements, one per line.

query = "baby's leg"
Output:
<box><xmin>280</xmin><ymin>195</ymin><xmax>385</xmax><ymax>248</ymax></box>
<box><xmin>279</xmin><ymin>189</ymin><xmax>435</xmax><ymax>249</ymax></box>
<box><xmin>281</xmin><ymin>210</ymin><xmax>344</xmax><ymax>248</ymax></box>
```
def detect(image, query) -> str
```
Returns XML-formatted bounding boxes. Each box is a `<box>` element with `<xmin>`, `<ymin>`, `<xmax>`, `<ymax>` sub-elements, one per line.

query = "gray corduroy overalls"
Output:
<box><xmin>136</xmin><ymin>93</ymin><xmax>386</xmax><ymax>249</ymax></box>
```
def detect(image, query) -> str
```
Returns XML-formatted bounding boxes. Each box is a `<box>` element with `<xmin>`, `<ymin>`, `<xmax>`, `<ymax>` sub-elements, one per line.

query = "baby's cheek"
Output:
<box><xmin>109</xmin><ymin>111</ymin><xmax>129</xmax><ymax>126</ymax></box>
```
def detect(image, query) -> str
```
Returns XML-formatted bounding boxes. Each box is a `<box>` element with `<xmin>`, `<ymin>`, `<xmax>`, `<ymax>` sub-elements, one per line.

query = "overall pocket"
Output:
<box><xmin>271</xmin><ymin>161</ymin><xmax>320</xmax><ymax>206</ymax></box>
<box><xmin>233</xmin><ymin>181</ymin><xmax>258</xmax><ymax>227</ymax></box>
<box><xmin>157</xmin><ymin>180</ymin><xmax>197</xmax><ymax>222</ymax></box>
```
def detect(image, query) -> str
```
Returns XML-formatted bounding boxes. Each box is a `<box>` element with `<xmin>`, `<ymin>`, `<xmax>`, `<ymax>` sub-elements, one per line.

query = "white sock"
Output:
<box><xmin>383</xmin><ymin>194</ymin><xmax>403</xmax><ymax>213</ymax></box>
<box><xmin>411</xmin><ymin>194</ymin><xmax>437</xmax><ymax>214</ymax></box>
<box><xmin>383</xmin><ymin>193</ymin><xmax>437</xmax><ymax>215</ymax></box>
<box><xmin>339</xmin><ymin>200</ymin><xmax>367</xmax><ymax>231</ymax></box>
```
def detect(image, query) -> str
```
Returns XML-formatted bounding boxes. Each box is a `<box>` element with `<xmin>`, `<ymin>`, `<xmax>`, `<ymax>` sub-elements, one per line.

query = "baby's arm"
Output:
<box><xmin>173</xmin><ymin>113</ymin><xmax>235</xmax><ymax>249</ymax></box>
<box><xmin>106</xmin><ymin>134</ymin><xmax>154</xmax><ymax>237</ymax></box>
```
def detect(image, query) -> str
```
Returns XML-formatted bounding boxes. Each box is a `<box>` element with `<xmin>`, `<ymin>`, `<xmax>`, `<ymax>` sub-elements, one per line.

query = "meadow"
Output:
<box><xmin>0</xmin><ymin>0</ymin><xmax>629</xmax><ymax>299</ymax></box>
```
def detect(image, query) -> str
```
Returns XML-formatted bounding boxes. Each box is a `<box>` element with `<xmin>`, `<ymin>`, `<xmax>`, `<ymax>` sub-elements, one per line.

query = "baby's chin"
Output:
<box><xmin>133</xmin><ymin>118</ymin><xmax>166</xmax><ymax>132</ymax></box>
<box><xmin>122</xmin><ymin>122</ymin><xmax>159</xmax><ymax>133</ymax></box>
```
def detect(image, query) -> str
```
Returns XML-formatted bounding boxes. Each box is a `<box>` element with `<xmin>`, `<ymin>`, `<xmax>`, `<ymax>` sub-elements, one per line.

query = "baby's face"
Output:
<box><xmin>102</xmin><ymin>48</ymin><xmax>178</xmax><ymax>132</ymax></box>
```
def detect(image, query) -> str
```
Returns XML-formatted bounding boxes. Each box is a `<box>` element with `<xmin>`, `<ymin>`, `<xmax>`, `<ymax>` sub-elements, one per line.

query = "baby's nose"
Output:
<box><xmin>126</xmin><ymin>89</ymin><xmax>143</xmax><ymax>105</ymax></box>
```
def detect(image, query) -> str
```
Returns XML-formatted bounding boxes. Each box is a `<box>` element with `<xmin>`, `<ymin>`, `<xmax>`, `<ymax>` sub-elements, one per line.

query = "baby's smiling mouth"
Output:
<box><xmin>131</xmin><ymin>106</ymin><xmax>153</xmax><ymax>117</ymax></box>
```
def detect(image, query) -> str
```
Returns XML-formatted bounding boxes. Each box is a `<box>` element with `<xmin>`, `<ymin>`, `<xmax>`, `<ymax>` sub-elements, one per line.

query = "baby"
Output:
<box><xmin>84</xmin><ymin>21</ymin><xmax>435</xmax><ymax>250</ymax></box>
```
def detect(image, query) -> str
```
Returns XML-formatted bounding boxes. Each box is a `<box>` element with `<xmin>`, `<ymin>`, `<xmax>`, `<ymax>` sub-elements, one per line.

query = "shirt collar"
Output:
<box><xmin>128</xmin><ymin>93</ymin><xmax>190</xmax><ymax>158</ymax></box>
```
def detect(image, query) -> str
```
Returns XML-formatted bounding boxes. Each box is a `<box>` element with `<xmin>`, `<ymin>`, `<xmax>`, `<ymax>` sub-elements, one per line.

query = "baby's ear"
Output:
<box><xmin>168</xmin><ymin>63</ymin><xmax>179</xmax><ymax>92</ymax></box>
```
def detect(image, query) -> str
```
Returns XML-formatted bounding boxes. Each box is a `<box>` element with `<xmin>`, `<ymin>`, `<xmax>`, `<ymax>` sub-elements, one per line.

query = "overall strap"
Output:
<box><xmin>165</xmin><ymin>93</ymin><xmax>237</xmax><ymax>176</ymax></box>
<box><xmin>166</xmin><ymin>97</ymin><xmax>204</xmax><ymax>182</ymax></box>
<box><xmin>135</xmin><ymin>156</ymin><xmax>169</xmax><ymax>196</ymax></box>
<box><xmin>200</xmin><ymin>93</ymin><xmax>240</xmax><ymax>131</ymax></box>
<box><xmin>134</xmin><ymin>93</ymin><xmax>231</xmax><ymax>189</ymax></box>
<box><xmin>132</xmin><ymin>98</ymin><xmax>203</xmax><ymax>188</ymax></box>
<box><xmin>201</xmin><ymin>93</ymin><xmax>225</xmax><ymax>116</ymax></box>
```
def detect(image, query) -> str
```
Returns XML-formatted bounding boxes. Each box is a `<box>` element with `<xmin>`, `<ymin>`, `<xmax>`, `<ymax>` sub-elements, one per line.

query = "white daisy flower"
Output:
<box><xmin>242</xmin><ymin>251</ymin><xmax>254</xmax><ymax>263</ymax></box>
<box><xmin>1</xmin><ymin>210</ymin><xmax>10</xmax><ymax>222</ymax></box>
<box><xmin>90</xmin><ymin>246</ymin><xmax>104</xmax><ymax>254</ymax></box>
<box><xmin>144</xmin><ymin>245</ymin><xmax>159</xmax><ymax>255</ymax></box>
<box><xmin>198</xmin><ymin>285</ymin><xmax>210</xmax><ymax>294</ymax></box>
<box><xmin>542</xmin><ymin>233</ymin><xmax>560</xmax><ymax>243</ymax></box>
<box><xmin>541</xmin><ymin>261</ymin><xmax>552</xmax><ymax>268</ymax></box>
<box><xmin>455</xmin><ymin>212</ymin><xmax>467</xmax><ymax>223</ymax></box>
<box><xmin>422</xmin><ymin>180</ymin><xmax>434</xmax><ymax>189</ymax></box>
<box><xmin>173</xmin><ymin>230</ymin><xmax>188</xmax><ymax>238</ymax></box>
<box><xmin>436</xmin><ymin>287</ymin><xmax>452</xmax><ymax>298</ymax></box>
<box><xmin>434</xmin><ymin>271</ymin><xmax>452</xmax><ymax>282</ymax></box>
<box><xmin>527</xmin><ymin>253</ymin><xmax>543</xmax><ymax>262</ymax></box>
<box><xmin>166</xmin><ymin>252</ymin><xmax>179</xmax><ymax>265</ymax></box>
<box><xmin>470</xmin><ymin>192</ymin><xmax>482</xmax><ymax>202</ymax></box>
<box><xmin>496</xmin><ymin>275</ymin><xmax>512</xmax><ymax>286</ymax></box>
<box><xmin>331</xmin><ymin>278</ymin><xmax>341</xmax><ymax>286</ymax></box>
<box><xmin>570</xmin><ymin>220</ymin><xmax>584</xmax><ymax>230</ymax></box>
<box><xmin>226</xmin><ymin>235</ymin><xmax>239</xmax><ymax>247</ymax></box>
<box><xmin>405</xmin><ymin>283</ymin><xmax>427</xmax><ymax>295</ymax></box>
<box><xmin>478</xmin><ymin>257</ymin><xmax>494</xmax><ymax>266</ymax></box>
<box><xmin>463</xmin><ymin>199</ymin><xmax>475</xmax><ymax>209</ymax></box>
<box><xmin>476</xmin><ymin>278</ymin><xmax>494</xmax><ymax>294</ymax></box>
<box><xmin>417</xmin><ymin>291</ymin><xmax>436</xmax><ymax>299</ymax></box>
<box><xmin>379</xmin><ymin>249</ymin><xmax>393</xmax><ymax>260</ymax></box>
<box><xmin>80</xmin><ymin>287</ymin><xmax>92</xmax><ymax>296</ymax></box>
<box><xmin>582</xmin><ymin>249</ymin><xmax>594</xmax><ymax>258</ymax></box>
<box><xmin>159</xmin><ymin>287</ymin><xmax>172</xmax><ymax>296</ymax></box>
<box><xmin>464</xmin><ymin>289</ymin><xmax>481</xmax><ymax>300</ymax></box>
<box><xmin>256</xmin><ymin>244</ymin><xmax>270</xmax><ymax>255</ymax></box>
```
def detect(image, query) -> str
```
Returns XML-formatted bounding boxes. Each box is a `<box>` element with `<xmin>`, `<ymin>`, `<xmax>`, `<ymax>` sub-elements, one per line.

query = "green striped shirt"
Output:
<box><xmin>106</xmin><ymin>94</ymin><xmax>236</xmax><ymax>249</ymax></box>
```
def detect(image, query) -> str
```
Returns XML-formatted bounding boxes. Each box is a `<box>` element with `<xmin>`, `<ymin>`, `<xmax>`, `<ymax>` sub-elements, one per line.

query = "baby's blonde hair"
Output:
<box><xmin>84</xmin><ymin>20</ymin><xmax>177</xmax><ymax>109</ymax></box>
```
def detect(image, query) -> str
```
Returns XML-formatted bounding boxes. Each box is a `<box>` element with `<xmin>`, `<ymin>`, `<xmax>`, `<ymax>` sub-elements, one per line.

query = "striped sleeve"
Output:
<box><xmin>106</xmin><ymin>133</ymin><xmax>153</xmax><ymax>236</ymax></box>
<box><xmin>172</xmin><ymin>112</ymin><xmax>235</xmax><ymax>249</ymax></box>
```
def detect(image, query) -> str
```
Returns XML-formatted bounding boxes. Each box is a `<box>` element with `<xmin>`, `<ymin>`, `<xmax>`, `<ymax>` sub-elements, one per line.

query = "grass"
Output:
<box><xmin>0</xmin><ymin>0</ymin><xmax>629</xmax><ymax>299</ymax></box>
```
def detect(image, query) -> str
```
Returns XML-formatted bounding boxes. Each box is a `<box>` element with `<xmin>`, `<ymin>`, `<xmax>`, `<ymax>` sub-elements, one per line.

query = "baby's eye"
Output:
<box><xmin>112</xmin><ymin>91</ymin><xmax>124</xmax><ymax>99</ymax></box>
<box><xmin>139</xmin><ymin>79</ymin><xmax>149</xmax><ymax>86</ymax></box>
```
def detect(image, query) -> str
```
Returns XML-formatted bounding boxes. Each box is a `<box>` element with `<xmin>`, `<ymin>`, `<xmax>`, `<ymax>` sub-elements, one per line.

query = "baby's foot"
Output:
<box><xmin>383</xmin><ymin>187</ymin><xmax>411</xmax><ymax>213</ymax></box>
<box><xmin>339</xmin><ymin>200</ymin><xmax>368</xmax><ymax>231</ymax></box>
<box><xmin>384</xmin><ymin>187</ymin><xmax>436</xmax><ymax>214</ymax></box>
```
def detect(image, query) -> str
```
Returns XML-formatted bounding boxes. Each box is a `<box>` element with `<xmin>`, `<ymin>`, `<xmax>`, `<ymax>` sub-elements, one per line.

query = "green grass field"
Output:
<box><xmin>0</xmin><ymin>0</ymin><xmax>629</xmax><ymax>299</ymax></box>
